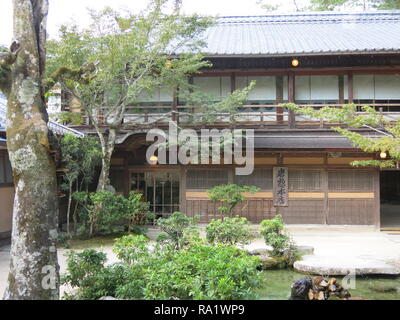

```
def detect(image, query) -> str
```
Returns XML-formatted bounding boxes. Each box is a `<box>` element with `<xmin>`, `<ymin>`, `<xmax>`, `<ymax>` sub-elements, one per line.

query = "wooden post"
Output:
<box><xmin>230</xmin><ymin>73</ymin><xmax>236</xmax><ymax>93</ymax></box>
<box><xmin>338</xmin><ymin>75</ymin><xmax>345</xmax><ymax>104</ymax></box>
<box><xmin>374</xmin><ymin>169</ymin><xmax>381</xmax><ymax>230</ymax></box>
<box><xmin>180</xmin><ymin>167</ymin><xmax>187</xmax><ymax>213</ymax></box>
<box><xmin>348</xmin><ymin>73</ymin><xmax>354</xmax><ymax>104</ymax></box>
<box><xmin>276</xmin><ymin>76</ymin><xmax>284</xmax><ymax>124</ymax></box>
<box><xmin>172</xmin><ymin>86</ymin><xmax>178</xmax><ymax>122</ymax></box>
<box><xmin>288</xmin><ymin>72</ymin><xmax>296</xmax><ymax>128</ymax></box>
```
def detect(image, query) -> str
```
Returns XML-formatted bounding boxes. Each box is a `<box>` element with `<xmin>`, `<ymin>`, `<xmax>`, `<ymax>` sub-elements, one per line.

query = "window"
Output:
<box><xmin>136</xmin><ymin>86</ymin><xmax>173</xmax><ymax>105</ymax></box>
<box><xmin>236</xmin><ymin>76</ymin><xmax>276</xmax><ymax>104</ymax></box>
<box><xmin>295</xmin><ymin>76</ymin><xmax>339</xmax><ymax>104</ymax></box>
<box><xmin>289</xmin><ymin>170</ymin><xmax>322</xmax><ymax>191</ymax></box>
<box><xmin>193</xmin><ymin>76</ymin><xmax>231</xmax><ymax>101</ymax></box>
<box><xmin>328</xmin><ymin>170</ymin><xmax>373</xmax><ymax>191</ymax></box>
<box><xmin>234</xmin><ymin>169</ymin><xmax>272</xmax><ymax>190</ymax></box>
<box><xmin>186</xmin><ymin>169</ymin><xmax>228</xmax><ymax>190</ymax></box>
<box><xmin>0</xmin><ymin>152</ymin><xmax>13</xmax><ymax>186</ymax></box>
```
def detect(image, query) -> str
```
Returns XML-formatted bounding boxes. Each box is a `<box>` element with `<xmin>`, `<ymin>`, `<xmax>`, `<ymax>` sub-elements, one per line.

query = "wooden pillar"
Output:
<box><xmin>288</xmin><ymin>72</ymin><xmax>296</xmax><ymax>128</ymax></box>
<box><xmin>172</xmin><ymin>86</ymin><xmax>178</xmax><ymax>122</ymax></box>
<box><xmin>276</xmin><ymin>76</ymin><xmax>284</xmax><ymax>124</ymax></box>
<box><xmin>338</xmin><ymin>75</ymin><xmax>345</xmax><ymax>104</ymax></box>
<box><xmin>123</xmin><ymin>157</ymin><xmax>130</xmax><ymax>198</ymax></box>
<box><xmin>230</xmin><ymin>73</ymin><xmax>236</xmax><ymax>93</ymax></box>
<box><xmin>180</xmin><ymin>167</ymin><xmax>187</xmax><ymax>213</ymax></box>
<box><xmin>348</xmin><ymin>73</ymin><xmax>354</xmax><ymax>104</ymax></box>
<box><xmin>374</xmin><ymin>169</ymin><xmax>381</xmax><ymax>230</ymax></box>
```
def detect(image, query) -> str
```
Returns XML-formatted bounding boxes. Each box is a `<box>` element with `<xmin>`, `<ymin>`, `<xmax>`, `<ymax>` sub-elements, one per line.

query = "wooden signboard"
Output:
<box><xmin>273</xmin><ymin>167</ymin><xmax>289</xmax><ymax>207</ymax></box>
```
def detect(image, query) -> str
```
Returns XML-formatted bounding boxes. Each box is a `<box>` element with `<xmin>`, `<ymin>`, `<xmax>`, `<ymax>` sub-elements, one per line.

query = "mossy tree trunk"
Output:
<box><xmin>0</xmin><ymin>0</ymin><xmax>59</xmax><ymax>300</ymax></box>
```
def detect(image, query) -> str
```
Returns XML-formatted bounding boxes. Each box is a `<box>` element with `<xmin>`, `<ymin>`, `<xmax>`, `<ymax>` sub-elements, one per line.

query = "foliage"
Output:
<box><xmin>61</xmin><ymin>249</ymin><xmax>127</xmax><ymax>300</ymax></box>
<box><xmin>112</xmin><ymin>235</ymin><xmax>150</xmax><ymax>265</ymax></box>
<box><xmin>260</xmin><ymin>215</ymin><xmax>300</xmax><ymax>266</ymax></box>
<box><xmin>208</xmin><ymin>184</ymin><xmax>260</xmax><ymax>217</ymax></box>
<box><xmin>60</xmin><ymin>134</ymin><xmax>102</xmax><ymax>235</ymax></box>
<box><xmin>309</xmin><ymin>0</ymin><xmax>400</xmax><ymax>10</ymax></box>
<box><xmin>73</xmin><ymin>190</ymin><xmax>153</xmax><ymax>237</ymax></box>
<box><xmin>156</xmin><ymin>211</ymin><xmax>199</xmax><ymax>250</ymax></box>
<box><xmin>46</xmin><ymin>1</ymin><xmax>255</xmax><ymax>191</ymax></box>
<box><xmin>126</xmin><ymin>192</ymin><xmax>154</xmax><ymax>232</ymax></box>
<box><xmin>52</xmin><ymin>111</ymin><xmax>83</xmax><ymax>125</ymax></box>
<box><xmin>206</xmin><ymin>217</ymin><xmax>252</xmax><ymax>245</ymax></box>
<box><xmin>285</xmin><ymin>103</ymin><xmax>400</xmax><ymax>168</ymax></box>
<box><xmin>62</xmin><ymin>242</ymin><xmax>263</xmax><ymax>300</ymax></box>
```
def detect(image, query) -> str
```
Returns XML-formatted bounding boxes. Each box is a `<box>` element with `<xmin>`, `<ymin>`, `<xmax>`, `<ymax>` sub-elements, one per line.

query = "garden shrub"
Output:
<box><xmin>260</xmin><ymin>215</ymin><xmax>301</xmax><ymax>267</ymax></box>
<box><xmin>72</xmin><ymin>191</ymin><xmax>152</xmax><ymax>237</ymax></box>
<box><xmin>112</xmin><ymin>234</ymin><xmax>150</xmax><ymax>264</ymax></box>
<box><xmin>156</xmin><ymin>211</ymin><xmax>199</xmax><ymax>250</ymax></box>
<box><xmin>207</xmin><ymin>184</ymin><xmax>260</xmax><ymax>217</ymax></box>
<box><xmin>126</xmin><ymin>192</ymin><xmax>154</xmax><ymax>230</ymax></box>
<box><xmin>62</xmin><ymin>242</ymin><xmax>263</xmax><ymax>300</ymax></box>
<box><xmin>206</xmin><ymin>217</ymin><xmax>252</xmax><ymax>245</ymax></box>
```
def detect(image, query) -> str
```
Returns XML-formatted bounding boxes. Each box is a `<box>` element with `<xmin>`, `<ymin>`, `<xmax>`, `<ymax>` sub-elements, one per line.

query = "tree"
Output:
<box><xmin>207</xmin><ymin>184</ymin><xmax>260</xmax><ymax>217</ymax></box>
<box><xmin>0</xmin><ymin>0</ymin><xmax>59</xmax><ymax>299</ymax></box>
<box><xmin>60</xmin><ymin>134</ymin><xmax>101</xmax><ymax>236</ymax></box>
<box><xmin>285</xmin><ymin>103</ymin><xmax>400</xmax><ymax>168</ymax></box>
<box><xmin>309</xmin><ymin>0</ymin><xmax>400</xmax><ymax>10</ymax></box>
<box><xmin>46</xmin><ymin>0</ymin><xmax>255</xmax><ymax>192</ymax></box>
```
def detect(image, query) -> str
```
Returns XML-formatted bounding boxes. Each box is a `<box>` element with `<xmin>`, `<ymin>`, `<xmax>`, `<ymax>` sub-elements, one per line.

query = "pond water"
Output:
<box><xmin>259</xmin><ymin>270</ymin><xmax>400</xmax><ymax>300</ymax></box>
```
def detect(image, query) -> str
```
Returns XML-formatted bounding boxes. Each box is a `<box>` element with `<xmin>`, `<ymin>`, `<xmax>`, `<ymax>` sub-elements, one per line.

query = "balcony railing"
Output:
<box><xmin>83</xmin><ymin>104</ymin><xmax>400</xmax><ymax>129</ymax></box>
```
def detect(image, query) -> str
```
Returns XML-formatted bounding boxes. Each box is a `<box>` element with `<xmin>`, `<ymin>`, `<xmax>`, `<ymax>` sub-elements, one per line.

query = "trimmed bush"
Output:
<box><xmin>206</xmin><ymin>217</ymin><xmax>252</xmax><ymax>245</ymax></box>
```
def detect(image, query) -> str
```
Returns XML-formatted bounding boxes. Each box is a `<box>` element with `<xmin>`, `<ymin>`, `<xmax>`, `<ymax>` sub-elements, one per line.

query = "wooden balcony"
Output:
<box><xmin>80</xmin><ymin>104</ymin><xmax>400</xmax><ymax>131</ymax></box>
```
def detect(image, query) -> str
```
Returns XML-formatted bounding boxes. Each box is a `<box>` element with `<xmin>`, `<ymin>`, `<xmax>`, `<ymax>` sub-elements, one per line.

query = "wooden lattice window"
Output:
<box><xmin>289</xmin><ymin>169</ymin><xmax>322</xmax><ymax>191</ymax></box>
<box><xmin>328</xmin><ymin>170</ymin><xmax>373</xmax><ymax>191</ymax></box>
<box><xmin>234</xmin><ymin>169</ymin><xmax>272</xmax><ymax>190</ymax></box>
<box><xmin>186</xmin><ymin>169</ymin><xmax>228</xmax><ymax>190</ymax></box>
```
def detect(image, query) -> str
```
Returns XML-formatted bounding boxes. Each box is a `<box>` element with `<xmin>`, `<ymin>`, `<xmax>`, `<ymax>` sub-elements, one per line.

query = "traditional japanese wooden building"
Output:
<box><xmin>3</xmin><ymin>11</ymin><xmax>400</xmax><ymax>231</ymax></box>
<box><xmin>96</xmin><ymin>11</ymin><xmax>400</xmax><ymax>229</ymax></box>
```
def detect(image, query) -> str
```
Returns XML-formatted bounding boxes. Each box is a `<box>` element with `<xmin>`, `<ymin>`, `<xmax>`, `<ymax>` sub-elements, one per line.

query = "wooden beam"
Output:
<box><xmin>338</xmin><ymin>75</ymin><xmax>344</xmax><ymax>104</ymax></box>
<box><xmin>348</xmin><ymin>73</ymin><xmax>354</xmax><ymax>104</ymax></box>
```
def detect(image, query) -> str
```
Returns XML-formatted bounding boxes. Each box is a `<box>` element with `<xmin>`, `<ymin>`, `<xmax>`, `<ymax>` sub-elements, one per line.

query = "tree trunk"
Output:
<box><xmin>96</xmin><ymin>128</ymin><xmax>117</xmax><ymax>191</ymax></box>
<box><xmin>2</xmin><ymin>0</ymin><xmax>59</xmax><ymax>300</ymax></box>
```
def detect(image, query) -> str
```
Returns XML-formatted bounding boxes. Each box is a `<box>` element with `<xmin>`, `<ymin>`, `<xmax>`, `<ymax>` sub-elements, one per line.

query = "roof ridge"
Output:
<box><xmin>217</xmin><ymin>11</ymin><xmax>400</xmax><ymax>24</ymax></box>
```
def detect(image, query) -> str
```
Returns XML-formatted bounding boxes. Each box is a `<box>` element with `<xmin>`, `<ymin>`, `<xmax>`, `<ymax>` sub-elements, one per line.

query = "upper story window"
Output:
<box><xmin>0</xmin><ymin>152</ymin><xmax>13</xmax><ymax>187</ymax></box>
<box><xmin>193</xmin><ymin>77</ymin><xmax>231</xmax><ymax>101</ymax></box>
<box><xmin>136</xmin><ymin>86</ymin><xmax>174</xmax><ymax>106</ymax></box>
<box><xmin>295</xmin><ymin>75</ymin><xmax>339</xmax><ymax>104</ymax></box>
<box><xmin>236</xmin><ymin>76</ymin><xmax>276</xmax><ymax>105</ymax></box>
<box><xmin>346</xmin><ymin>74</ymin><xmax>400</xmax><ymax>105</ymax></box>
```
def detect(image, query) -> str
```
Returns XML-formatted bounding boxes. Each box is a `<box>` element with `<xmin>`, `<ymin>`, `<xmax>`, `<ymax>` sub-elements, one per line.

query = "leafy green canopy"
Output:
<box><xmin>62</xmin><ymin>239</ymin><xmax>263</xmax><ymax>300</ymax></box>
<box><xmin>285</xmin><ymin>103</ymin><xmax>400</xmax><ymax>168</ymax></box>
<box><xmin>208</xmin><ymin>184</ymin><xmax>260</xmax><ymax>217</ymax></box>
<box><xmin>310</xmin><ymin>0</ymin><xmax>400</xmax><ymax>10</ymax></box>
<box><xmin>46</xmin><ymin>0</ymin><xmax>214</xmax><ymax>125</ymax></box>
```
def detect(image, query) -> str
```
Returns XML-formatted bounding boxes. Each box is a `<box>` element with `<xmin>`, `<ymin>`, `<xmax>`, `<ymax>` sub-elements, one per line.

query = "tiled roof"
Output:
<box><xmin>201</xmin><ymin>11</ymin><xmax>400</xmax><ymax>56</ymax></box>
<box><xmin>0</xmin><ymin>95</ymin><xmax>84</xmax><ymax>138</ymax></box>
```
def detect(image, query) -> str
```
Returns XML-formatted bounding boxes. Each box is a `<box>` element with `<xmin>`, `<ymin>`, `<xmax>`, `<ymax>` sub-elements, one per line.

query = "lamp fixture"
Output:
<box><xmin>380</xmin><ymin>151</ymin><xmax>387</xmax><ymax>159</ymax></box>
<box><xmin>291</xmin><ymin>58</ymin><xmax>299</xmax><ymax>67</ymax></box>
<box><xmin>149</xmin><ymin>155</ymin><xmax>158</xmax><ymax>165</ymax></box>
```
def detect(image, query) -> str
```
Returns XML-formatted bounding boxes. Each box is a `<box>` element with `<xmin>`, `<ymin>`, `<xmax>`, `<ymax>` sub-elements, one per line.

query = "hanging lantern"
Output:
<box><xmin>291</xmin><ymin>58</ymin><xmax>299</xmax><ymax>67</ymax></box>
<box><xmin>149</xmin><ymin>155</ymin><xmax>158</xmax><ymax>165</ymax></box>
<box><xmin>380</xmin><ymin>151</ymin><xmax>387</xmax><ymax>159</ymax></box>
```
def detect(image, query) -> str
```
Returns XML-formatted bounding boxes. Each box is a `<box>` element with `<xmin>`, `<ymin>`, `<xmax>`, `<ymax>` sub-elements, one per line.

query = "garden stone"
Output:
<box><xmin>259</xmin><ymin>255</ymin><xmax>287</xmax><ymax>270</ymax></box>
<box><xmin>99</xmin><ymin>296</ymin><xmax>118</xmax><ymax>300</ymax></box>
<box><xmin>289</xmin><ymin>278</ymin><xmax>312</xmax><ymax>300</ymax></box>
<box><xmin>295</xmin><ymin>245</ymin><xmax>314</xmax><ymax>255</ymax></box>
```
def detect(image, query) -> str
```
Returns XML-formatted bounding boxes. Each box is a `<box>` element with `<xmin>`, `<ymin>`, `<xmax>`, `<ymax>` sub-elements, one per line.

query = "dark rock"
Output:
<box><xmin>289</xmin><ymin>278</ymin><xmax>313</xmax><ymax>300</ymax></box>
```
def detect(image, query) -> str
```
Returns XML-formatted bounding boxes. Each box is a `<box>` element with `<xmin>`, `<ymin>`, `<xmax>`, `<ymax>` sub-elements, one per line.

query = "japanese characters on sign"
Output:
<box><xmin>273</xmin><ymin>167</ymin><xmax>288</xmax><ymax>207</ymax></box>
